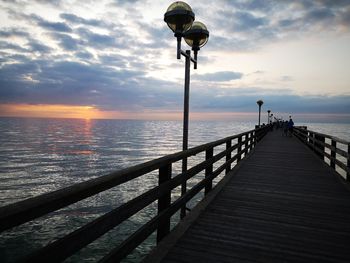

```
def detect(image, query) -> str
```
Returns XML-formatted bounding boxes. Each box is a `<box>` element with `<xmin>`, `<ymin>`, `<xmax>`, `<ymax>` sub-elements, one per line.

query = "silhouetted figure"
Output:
<box><xmin>288</xmin><ymin>118</ymin><xmax>294</xmax><ymax>137</ymax></box>
<box><xmin>282</xmin><ymin>121</ymin><xmax>288</xmax><ymax>136</ymax></box>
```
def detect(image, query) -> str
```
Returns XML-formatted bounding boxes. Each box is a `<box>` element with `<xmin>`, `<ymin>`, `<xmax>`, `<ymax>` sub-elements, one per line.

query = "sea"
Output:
<box><xmin>0</xmin><ymin>117</ymin><xmax>349</xmax><ymax>262</ymax></box>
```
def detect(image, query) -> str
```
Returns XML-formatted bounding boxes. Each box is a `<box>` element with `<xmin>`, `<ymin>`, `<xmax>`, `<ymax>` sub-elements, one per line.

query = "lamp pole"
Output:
<box><xmin>267</xmin><ymin>110</ymin><xmax>271</xmax><ymax>125</ymax></box>
<box><xmin>257</xmin><ymin>100</ymin><xmax>264</xmax><ymax>127</ymax></box>
<box><xmin>183</xmin><ymin>50</ymin><xmax>190</xmax><ymax>166</ymax></box>
<box><xmin>164</xmin><ymin>2</ymin><xmax>209</xmax><ymax>219</ymax></box>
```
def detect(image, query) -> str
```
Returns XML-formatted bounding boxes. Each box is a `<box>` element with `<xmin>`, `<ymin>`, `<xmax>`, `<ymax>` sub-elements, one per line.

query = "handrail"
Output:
<box><xmin>0</xmin><ymin>126</ymin><xmax>270</xmax><ymax>262</ymax></box>
<box><xmin>294</xmin><ymin>127</ymin><xmax>350</xmax><ymax>181</ymax></box>
<box><xmin>296</xmin><ymin>128</ymin><xmax>349</xmax><ymax>145</ymax></box>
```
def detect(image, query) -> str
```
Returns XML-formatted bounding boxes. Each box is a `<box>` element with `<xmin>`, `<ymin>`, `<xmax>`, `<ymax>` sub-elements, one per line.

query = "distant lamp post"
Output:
<box><xmin>267</xmin><ymin>110</ymin><xmax>271</xmax><ymax>125</ymax></box>
<box><xmin>256</xmin><ymin>100</ymin><xmax>264</xmax><ymax>127</ymax></box>
<box><xmin>164</xmin><ymin>1</ymin><xmax>209</xmax><ymax>219</ymax></box>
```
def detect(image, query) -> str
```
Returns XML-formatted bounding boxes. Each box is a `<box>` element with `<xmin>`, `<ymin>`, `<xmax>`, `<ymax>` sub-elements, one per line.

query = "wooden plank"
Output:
<box><xmin>336</xmin><ymin>147</ymin><xmax>348</xmax><ymax>159</ymax></box>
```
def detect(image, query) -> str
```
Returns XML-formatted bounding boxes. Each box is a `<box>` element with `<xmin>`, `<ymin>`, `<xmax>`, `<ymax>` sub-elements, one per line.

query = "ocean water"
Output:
<box><xmin>0</xmin><ymin>117</ymin><xmax>349</xmax><ymax>262</ymax></box>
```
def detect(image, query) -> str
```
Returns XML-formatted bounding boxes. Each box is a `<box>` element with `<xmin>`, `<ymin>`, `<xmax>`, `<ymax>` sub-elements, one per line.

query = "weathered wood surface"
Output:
<box><xmin>148</xmin><ymin>130</ymin><xmax>350</xmax><ymax>263</ymax></box>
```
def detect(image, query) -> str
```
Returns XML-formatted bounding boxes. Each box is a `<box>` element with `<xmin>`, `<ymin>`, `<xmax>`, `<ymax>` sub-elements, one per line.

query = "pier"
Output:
<box><xmin>1</xmin><ymin>126</ymin><xmax>349</xmax><ymax>262</ymax></box>
<box><xmin>146</xmin><ymin>128</ymin><xmax>350</xmax><ymax>262</ymax></box>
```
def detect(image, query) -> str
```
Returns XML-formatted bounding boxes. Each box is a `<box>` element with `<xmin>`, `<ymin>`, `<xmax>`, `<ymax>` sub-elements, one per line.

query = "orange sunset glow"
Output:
<box><xmin>0</xmin><ymin>103</ymin><xmax>261</xmax><ymax>121</ymax></box>
<box><xmin>0</xmin><ymin>104</ymin><xmax>109</xmax><ymax>119</ymax></box>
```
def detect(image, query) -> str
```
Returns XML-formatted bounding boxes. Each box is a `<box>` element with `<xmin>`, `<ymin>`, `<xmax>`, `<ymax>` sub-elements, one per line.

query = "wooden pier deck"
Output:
<box><xmin>146</xmin><ymin>130</ymin><xmax>350</xmax><ymax>263</ymax></box>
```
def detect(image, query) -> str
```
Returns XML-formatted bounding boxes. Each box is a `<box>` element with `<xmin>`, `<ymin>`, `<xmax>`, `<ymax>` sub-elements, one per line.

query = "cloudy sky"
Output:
<box><xmin>0</xmin><ymin>0</ymin><xmax>349</xmax><ymax>121</ymax></box>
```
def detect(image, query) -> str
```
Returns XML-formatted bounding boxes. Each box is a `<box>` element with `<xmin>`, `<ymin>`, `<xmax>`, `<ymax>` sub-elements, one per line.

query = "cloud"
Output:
<box><xmin>60</xmin><ymin>13</ymin><xmax>107</xmax><ymax>27</ymax></box>
<box><xmin>0</xmin><ymin>56</ymin><xmax>349</xmax><ymax>115</ymax></box>
<box><xmin>34</xmin><ymin>0</ymin><xmax>63</xmax><ymax>6</ymax></box>
<box><xmin>190</xmin><ymin>86</ymin><xmax>350</xmax><ymax>114</ymax></box>
<box><xmin>98</xmin><ymin>54</ymin><xmax>128</xmax><ymax>68</ymax></box>
<box><xmin>0</xmin><ymin>41</ymin><xmax>28</xmax><ymax>52</ymax></box>
<box><xmin>50</xmin><ymin>32</ymin><xmax>81</xmax><ymax>51</ymax></box>
<box><xmin>340</xmin><ymin>7</ymin><xmax>350</xmax><ymax>27</ymax></box>
<box><xmin>0</xmin><ymin>0</ymin><xmax>349</xmax><ymax>118</ymax></box>
<box><xmin>137</xmin><ymin>23</ymin><xmax>172</xmax><ymax>49</ymax></box>
<box><xmin>108</xmin><ymin>0</ymin><xmax>142</xmax><ymax>7</ymax></box>
<box><xmin>280</xmin><ymin>76</ymin><xmax>293</xmax><ymax>82</ymax></box>
<box><xmin>204</xmin><ymin>0</ymin><xmax>350</xmax><ymax>52</ymax></box>
<box><xmin>0</xmin><ymin>28</ymin><xmax>29</xmax><ymax>38</ymax></box>
<box><xmin>306</xmin><ymin>8</ymin><xmax>335</xmax><ymax>21</ymax></box>
<box><xmin>253</xmin><ymin>70</ymin><xmax>265</xmax><ymax>74</ymax></box>
<box><xmin>0</xmin><ymin>58</ymin><xmax>183</xmax><ymax>111</ymax></box>
<box><xmin>76</xmin><ymin>28</ymin><xmax>117</xmax><ymax>49</ymax></box>
<box><xmin>30</xmin><ymin>14</ymin><xmax>72</xmax><ymax>32</ymax></box>
<box><xmin>233</xmin><ymin>11</ymin><xmax>268</xmax><ymax>32</ymax></box>
<box><xmin>27</xmin><ymin>39</ymin><xmax>52</xmax><ymax>53</ymax></box>
<box><xmin>76</xmin><ymin>51</ymin><xmax>94</xmax><ymax>60</ymax></box>
<box><xmin>193</xmin><ymin>71</ymin><xmax>243</xmax><ymax>82</ymax></box>
<box><xmin>278</xmin><ymin>19</ymin><xmax>296</xmax><ymax>28</ymax></box>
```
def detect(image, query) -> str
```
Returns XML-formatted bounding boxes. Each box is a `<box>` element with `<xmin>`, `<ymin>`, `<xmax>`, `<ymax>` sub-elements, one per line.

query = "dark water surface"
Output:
<box><xmin>0</xmin><ymin>118</ymin><xmax>349</xmax><ymax>262</ymax></box>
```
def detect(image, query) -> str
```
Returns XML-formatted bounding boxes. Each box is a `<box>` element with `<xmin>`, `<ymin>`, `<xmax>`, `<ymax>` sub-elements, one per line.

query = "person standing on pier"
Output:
<box><xmin>288</xmin><ymin>118</ymin><xmax>294</xmax><ymax>137</ymax></box>
<box><xmin>282</xmin><ymin>121</ymin><xmax>288</xmax><ymax>136</ymax></box>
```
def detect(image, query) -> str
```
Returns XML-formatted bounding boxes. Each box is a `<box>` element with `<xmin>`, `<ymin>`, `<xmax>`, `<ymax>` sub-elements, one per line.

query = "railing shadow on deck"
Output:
<box><xmin>294</xmin><ymin>127</ymin><xmax>350</xmax><ymax>181</ymax></box>
<box><xmin>0</xmin><ymin>126</ymin><xmax>270</xmax><ymax>262</ymax></box>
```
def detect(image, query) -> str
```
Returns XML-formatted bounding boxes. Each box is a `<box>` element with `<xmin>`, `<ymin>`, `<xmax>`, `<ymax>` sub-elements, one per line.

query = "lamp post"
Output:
<box><xmin>256</xmin><ymin>100</ymin><xmax>263</xmax><ymax>127</ymax></box>
<box><xmin>164</xmin><ymin>1</ymin><xmax>209</xmax><ymax>219</ymax></box>
<box><xmin>267</xmin><ymin>110</ymin><xmax>271</xmax><ymax>125</ymax></box>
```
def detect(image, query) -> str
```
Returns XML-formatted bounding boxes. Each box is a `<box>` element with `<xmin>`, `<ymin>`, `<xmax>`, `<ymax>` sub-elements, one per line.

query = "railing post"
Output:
<box><xmin>237</xmin><ymin>136</ymin><xmax>242</xmax><ymax>163</ymax></box>
<box><xmin>258</xmin><ymin>129</ymin><xmax>264</xmax><ymax>142</ymax></box>
<box><xmin>254</xmin><ymin>130</ymin><xmax>258</xmax><ymax>147</ymax></box>
<box><xmin>347</xmin><ymin>144</ymin><xmax>350</xmax><ymax>181</ymax></box>
<box><xmin>330</xmin><ymin>140</ymin><xmax>336</xmax><ymax>169</ymax></box>
<box><xmin>257</xmin><ymin>128</ymin><xmax>263</xmax><ymax>142</ymax></box>
<box><xmin>245</xmin><ymin>134</ymin><xmax>249</xmax><ymax>155</ymax></box>
<box><xmin>157</xmin><ymin>163</ymin><xmax>172</xmax><ymax>243</ymax></box>
<box><xmin>315</xmin><ymin>134</ymin><xmax>325</xmax><ymax>160</ymax></box>
<box><xmin>302</xmin><ymin>128</ymin><xmax>308</xmax><ymax>143</ymax></box>
<box><xmin>249</xmin><ymin>132</ymin><xmax>253</xmax><ymax>151</ymax></box>
<box><xmin>310</xmin><ymin>131</ymin><xmax>315</xmax><ymax>151</ymax></box>
<box><xmin>180</xmin><ymin>158</ymin><xmax>187</xmax><ymax>219</ymax></box>
<box><xmin>225</xmin><ymin>140</ymin><xmax>231</xmax><ymax>175</ymax></box>
<box><xmin>205</xmin><ymin>147</ymin><xmax>214</xmax><ymax>195</ymax></box>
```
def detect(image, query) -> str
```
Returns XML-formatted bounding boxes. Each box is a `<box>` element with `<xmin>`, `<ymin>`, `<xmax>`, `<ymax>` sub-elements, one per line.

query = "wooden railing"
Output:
<box><xmin>0</xmin><ymin>126</ymin><xmax>270</xmax><ymax>262</ymax></box>
<box><xmin>294</xmin><ymin>127</ymin><xmax>350</xmax><ymax>180</ymax></box>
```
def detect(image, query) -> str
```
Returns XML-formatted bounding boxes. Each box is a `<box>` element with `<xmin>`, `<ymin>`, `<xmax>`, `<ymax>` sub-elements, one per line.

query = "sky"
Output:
<box><xmin>0</xmin><ymin>0</ymin><xmax>349</xmax><ymax>122</ymax></box>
